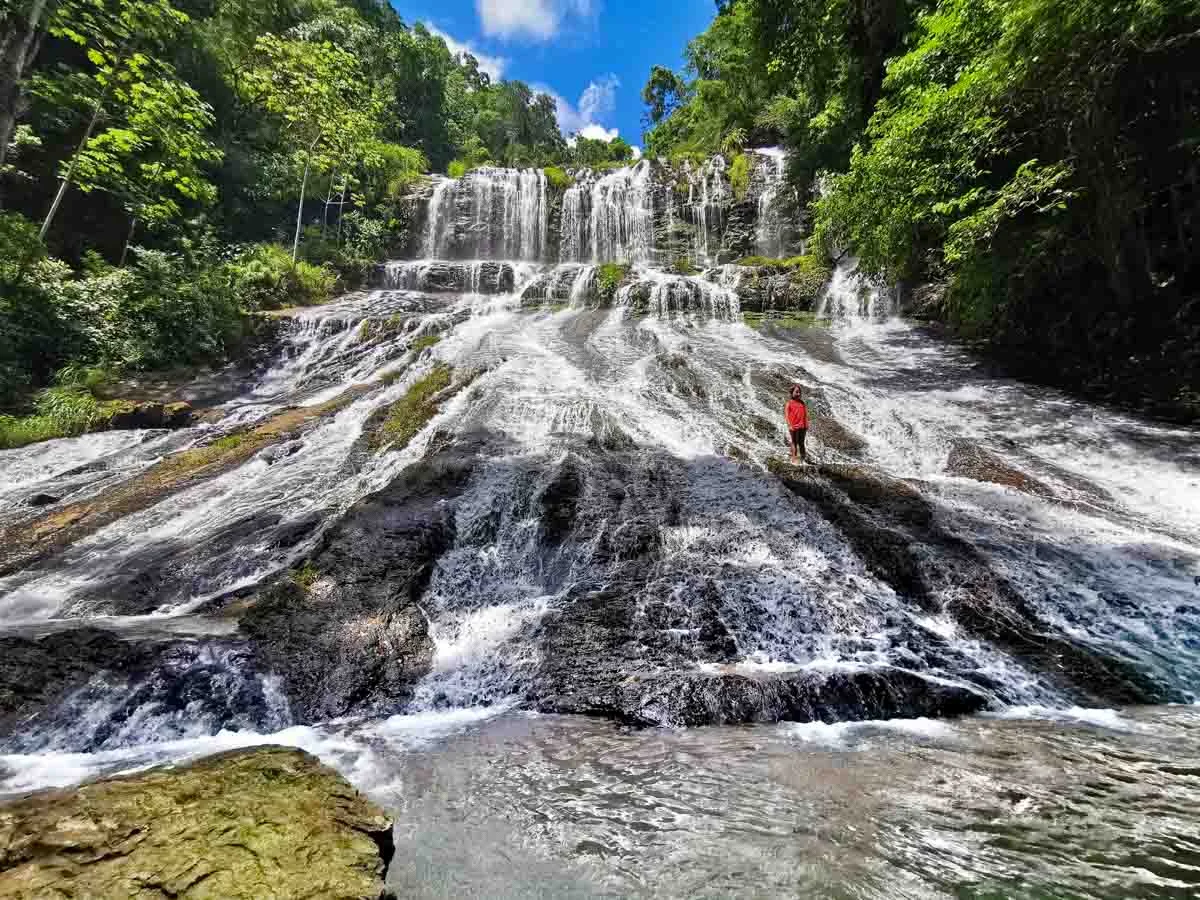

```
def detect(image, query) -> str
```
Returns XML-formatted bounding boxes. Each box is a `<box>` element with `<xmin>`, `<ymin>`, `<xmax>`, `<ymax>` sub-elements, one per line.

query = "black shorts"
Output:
<box><xmin>790</xmin><ymin>428</ymin><xmax>807</xmax><ymax>451</ymax></box>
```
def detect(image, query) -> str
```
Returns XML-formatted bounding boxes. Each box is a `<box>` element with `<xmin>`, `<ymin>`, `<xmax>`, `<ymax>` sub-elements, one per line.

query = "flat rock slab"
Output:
<box><xmin>0</xmin><ymin>747</ymin><xmax>393</xmax><ymax>899</ymax></box>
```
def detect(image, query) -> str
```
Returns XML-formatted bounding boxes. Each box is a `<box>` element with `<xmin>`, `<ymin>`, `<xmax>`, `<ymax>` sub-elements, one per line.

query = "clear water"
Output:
<box><xmin>3</xmin><ymin>706</ymin><xmax>1197</xmax><ymax>898</ymax></box>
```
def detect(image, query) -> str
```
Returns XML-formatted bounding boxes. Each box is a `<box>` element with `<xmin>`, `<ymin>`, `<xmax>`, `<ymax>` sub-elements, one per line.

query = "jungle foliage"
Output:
<box><xmin>649</xmin><ymin>0</ymin><xmax>1200</xmax><ymax>416</ymax></box>
<box><xmin>0</xmin><ymin>0</ymin><xmax>584</xmax><ymax>411</ymax></box>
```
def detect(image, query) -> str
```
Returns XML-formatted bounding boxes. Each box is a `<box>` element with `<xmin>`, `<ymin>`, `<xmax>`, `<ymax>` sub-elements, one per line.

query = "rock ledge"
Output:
<box><xmin>0</xmin><ymin>746</ymin><xmax>393</xmax><ymax>900</ymax></box>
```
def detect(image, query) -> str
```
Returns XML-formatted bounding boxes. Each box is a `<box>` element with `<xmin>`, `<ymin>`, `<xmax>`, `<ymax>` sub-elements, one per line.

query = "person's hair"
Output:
<box><xmin>791</xmin><ymin>385</ymin><xmax>803</xmax><ymax>398</ymax></box>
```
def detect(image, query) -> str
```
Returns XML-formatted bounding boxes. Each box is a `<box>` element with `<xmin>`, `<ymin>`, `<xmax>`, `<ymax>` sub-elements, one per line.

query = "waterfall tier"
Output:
<box><xmin>407</xmin><ymin>152</ymin><xmax>801</xmax><ymax>268</ymax></box>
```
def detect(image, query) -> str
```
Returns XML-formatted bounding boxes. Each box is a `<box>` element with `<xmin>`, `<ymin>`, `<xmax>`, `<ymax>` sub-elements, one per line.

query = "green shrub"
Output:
<box><xmin>595</xmin><ymin>263</ymin><xmax>630</xmax><ymax>302</ymax></box>
<box><xmin>729</xmin><ymin>153</ymin><xmax>752</xmax><ymax>201</ymax></box>
<box><xmin>411</xmin><ymin>334</ymin><xmax>442</xmax><ymax>352</ymax></box>
<box><xmin>0</xmin><ymin>384</ymin><xmax>121</xmax><ymax>449</ymax></box>
<box><xmin>447</xmin><ymin>160</ymin><xmax>468</xmax><ymax>178</ymax></box>
<box><xmin>670</xmin><ymin>258</ymin><xmax>699</xmax><ymax>276</ymax></box>
<box><xmin>543</xmin><ymin>166</ymin><xmax>572</xmax><ymax>190</ymax></box>
<box><xmin>230</xmin><ymin>243</ymin><xmax>337</xmax><ymax>310</ymax></box>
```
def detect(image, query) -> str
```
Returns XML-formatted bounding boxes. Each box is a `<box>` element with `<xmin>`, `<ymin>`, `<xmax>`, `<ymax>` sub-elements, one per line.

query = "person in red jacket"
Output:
<box><xmin>785</xmin><ymin>385</ymin><xmax>809</xmax><ymax>464</ymax></box>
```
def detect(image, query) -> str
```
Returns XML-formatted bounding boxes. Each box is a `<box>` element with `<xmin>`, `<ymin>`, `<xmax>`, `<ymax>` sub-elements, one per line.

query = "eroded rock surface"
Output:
<box><xmin>0</xmin><ymin>747</ymin><xmax>393</xmax><ymax>900</ymax></box>
<box><xmin>768</xmin><ymin>459</ymin><xmax>1178</xmax><ymax>706</ymax></box>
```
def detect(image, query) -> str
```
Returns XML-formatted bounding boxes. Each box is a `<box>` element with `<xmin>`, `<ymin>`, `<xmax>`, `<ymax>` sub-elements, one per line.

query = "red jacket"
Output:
<box><xmin>786</xmin><ymin>399</ymin><xmax>808</xmax><ymax>430</ymax></box>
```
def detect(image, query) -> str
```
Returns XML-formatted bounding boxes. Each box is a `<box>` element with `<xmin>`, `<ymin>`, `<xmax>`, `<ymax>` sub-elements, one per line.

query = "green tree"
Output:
<box><xmin>35</xmin><ymin>0</ymin><xmax>190</xmax><ymax>238</ymax></box>
<box><xmin>243</xmin><ymin>33</ymin><xmax>381</xmax><ymax>261</ymax></box>
<box><xmin>70</xmin><ymin>74</ymin><xmax>221</xmax><ymax>262</ymax></box>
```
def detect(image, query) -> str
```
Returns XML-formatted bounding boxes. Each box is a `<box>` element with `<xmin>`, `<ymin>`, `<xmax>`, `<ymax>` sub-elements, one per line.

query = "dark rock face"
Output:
<box><xmin>544</xmin><ymin>666</ymin><xmax>986</xmax><ymax>728</ymax></box>
<box><xmin>25</xmin><ymin>493</ymin><xmax>58</xmax><ymax>508</ymax></box>
<box><xmin>238</xmin><ymin>442</ymin><xmax>486</xmax><ymax>723</ymax></box>
<box><xmin>0</xmin><ymin>630</ymin><xmax>288</xmax><ymax>754</ymax></box>
<box><xmin>768</xmin><ymin>460</ymin><xmax>1179</xmax><ymax>706</ymax></box>
<box><xmin>0</xmin><ymin>747</ymin><xmax>393</xmax><ymax>900</ymax></box>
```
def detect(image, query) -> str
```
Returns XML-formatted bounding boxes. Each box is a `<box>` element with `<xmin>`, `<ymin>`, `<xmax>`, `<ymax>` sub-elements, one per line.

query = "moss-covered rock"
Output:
<box><xmin>0</xmin><ymin>747</ymin><xmax>393</xmax><ymax>900</ymax></box>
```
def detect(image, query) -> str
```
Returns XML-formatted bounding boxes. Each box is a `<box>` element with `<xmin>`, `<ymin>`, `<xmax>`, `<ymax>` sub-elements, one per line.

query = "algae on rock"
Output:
<box><xmin>0</xmin><ymin>746</ymin><xmax>393</xmax><ymax>900</ymax></box>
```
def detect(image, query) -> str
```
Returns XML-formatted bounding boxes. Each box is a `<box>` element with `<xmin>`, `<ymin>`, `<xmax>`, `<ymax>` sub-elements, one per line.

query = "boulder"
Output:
<box><xmin>103</xmin><ymin>400</ymin><xmax>194</xmax><ymax>432</ymax></box>
<box><xmin>25</xmin><ymin>493</ymin><xmax>59</xmax><ymax>508</ymax></box>
<box><xmin>0</xmin><ymin>747</ymin><xmax>393</xmax><ymax>900</ymax></box>
<box><xmin>946</xmin><ymin>438</ymin><xmax>1054</xmax><ymax>497</ymax></box>
<box><xmin>237</xmin><ymin>439</ymin><xmax>488</xmax><ymax>723</ymax></box>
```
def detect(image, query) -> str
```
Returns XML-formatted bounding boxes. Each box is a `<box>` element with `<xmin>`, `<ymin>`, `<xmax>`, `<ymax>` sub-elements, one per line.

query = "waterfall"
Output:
<box><xmin>422</xmin><ymin>167</ymin><xmax>549</xmax><ymax>261</ymax></box>
<box><xmin>588</xmin><ymin>162</ymin><xmax>655</xmax><ymax>265</ymax></box>
<box><xmin>753</xmin><ymin>148</ymin><xmax>788</xmax><ymax>258</ymax></box>
<box><xmin>688</xmin><ymin>157</ymin><xmax>728</xmax><ymax>266</ymax></box>
<box><xmin>819</xmin><ymin>258</ymin><xmax>897</xmax><ymax>321</ymax></box>
<box><xmin>560</xmin><ymin>182</ymin><xmax>586</xmax><ymax>262</ymax></box>
<box><xmin>568</xmin><ymin>264</ymin><xmax>595</xmax><ymax>305</ymax></box>
<box><xmin>423</xmin><ymin>178</ymin><xmax>454</xmax><ymax>258</ymax></box>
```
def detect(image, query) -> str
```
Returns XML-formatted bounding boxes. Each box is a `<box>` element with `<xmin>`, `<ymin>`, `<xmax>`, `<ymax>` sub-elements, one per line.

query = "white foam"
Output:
<box><xmin>785</xmin><ymin>717</ymin><xmax>957</xmax><ymax>749</ymax></box>
<box><xmin>985</xmin><ymin>705</ymin><xmax>1141</xmax><ymax>732</ymax></box>
<box><xmin>0</xmin><ymin>706</ymin><xmax>506</xmax><ymax>798</ymax></box>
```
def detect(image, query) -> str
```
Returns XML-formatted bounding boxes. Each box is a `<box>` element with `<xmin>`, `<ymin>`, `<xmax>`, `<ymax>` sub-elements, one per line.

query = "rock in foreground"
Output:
<box><xmin>0</xmin><ymin>747</ymin><xmax>393</xmax><ymax>900</ymax></box>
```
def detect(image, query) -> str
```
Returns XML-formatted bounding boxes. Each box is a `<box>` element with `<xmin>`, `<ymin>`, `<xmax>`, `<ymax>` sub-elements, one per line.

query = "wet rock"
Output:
<box><xmin>767</xmin><ymin>459</ymin><xmax>1180</xmax><ymax>706</ymax></box>
<box><xmin>104</xmin><ymin>400</ymin><xmax>194</xmax><ymax>431</ymax></box>
<box><xmin>538</xmin><ymin>463</ymin><xmax>583</xmax><ymax>545</ymax></box>
<box><xmin>946</xmin><ymin>439</ymin><xmax>1054</xmax><ymax>497</ymax></box>
<box><xmin>379</xmin><ymin>260</ymin><xmax>515</xmax><ymax>294</ymax></box>
<box><xmin>25</xmin><ymin>493</ymin><xmax>58</xmax><ymax>508</ymax></box>
<box><xmin>0</xmin><ymin>631</ymin><xmax>288</xmax><ymax>754</ymax></box>
<box><xmin>0</xmin><ymin>629</ymin><xmax>148</xmax><ymax>740</ymax></box>
<box><xmin>0</xmin><ymin>747</ymin><xmax>393</xmax><ymax>900</ymax></box>
<box><xmin>810</xmin><ymin>416</ymin><xmax>868</xmax><ymax>458</ymax></box>
<box><xmin>238</xmin><ymin>443</ymin><xmax>486</xmax><ymax>722</ymax></box>
<box><xmin>560</xmin><ymin>668</ymin><xmax>987</xmax><ymax>728</ymax></box>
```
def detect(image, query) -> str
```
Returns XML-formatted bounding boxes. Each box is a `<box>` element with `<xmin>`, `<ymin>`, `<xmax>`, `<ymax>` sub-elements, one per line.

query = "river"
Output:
<box><xmin>1</xmin><ymin>159</ymin><xmax>1198</xmax><ymax>896</ymax></box>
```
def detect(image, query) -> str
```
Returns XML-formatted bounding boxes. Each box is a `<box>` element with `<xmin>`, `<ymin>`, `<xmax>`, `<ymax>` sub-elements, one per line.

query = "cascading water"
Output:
<box><xmin>422</xmin><ymin>167</ymin><xmax>548</xmax><ymax>261</ymax></box>
<box><xmin>819</xmin><ymin>257</ymin><xmax>897</xmax><ymax>322</ymax></box>
<box><xmin>2</xmin><ymin>152</ymin><xmax>1198</xmax><ymax>898</ymax></box>
<box><xmin>587</xmin><ymin>161</ymin><xmax>655</xmax><ymax>264</ymax></box>
<box><xmin>686</xmin><ymin>156</ymin><xmax>728</xmax><ymax>266</ymax></box>
<box><xmin>754</xmin><ymin>148</ymin><xmax>789</xmax><ymax>258</ymax></box>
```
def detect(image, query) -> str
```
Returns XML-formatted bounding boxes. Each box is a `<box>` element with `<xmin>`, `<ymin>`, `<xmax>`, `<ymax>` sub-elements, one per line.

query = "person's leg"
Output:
<box><xmin>798</xmin><ymin>428</ymin><xmax>808</xmax><ymax>462</ymax></box>
<box><xmin>789</xmin><ymin>429</ymin><xmax>799</xmax><ymax>461</ymax></box>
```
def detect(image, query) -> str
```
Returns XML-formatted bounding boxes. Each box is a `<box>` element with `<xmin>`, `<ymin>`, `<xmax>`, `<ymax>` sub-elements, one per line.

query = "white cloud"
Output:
<box><xmin>579</xmin><ymin>124</ymin><xmax>619</xmax><ymax>143</ymax></box>
<box><xmin>536</xmin><ymin>74</ymin><xmax>621</xmax><ymax>142</ymax></box>
<box><xmin>477</xmin><ymin>0</ymin><xmax>594</xmax><ymax>41</ymax></box>
<box><xmin>578</xmin><ymin>74</ymin><xmax>618</xmax><ymax>123</ymax></box>
<box><xmin>425</xmin><ymin>24</ymin><xmax>508</xmax><ymax>81</ymax></box>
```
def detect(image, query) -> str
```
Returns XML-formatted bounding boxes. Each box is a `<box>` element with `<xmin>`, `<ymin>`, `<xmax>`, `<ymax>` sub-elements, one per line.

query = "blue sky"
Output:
<box><xmin>387</xmin><ymin>1</ymin><xmax>716</xmax><ymax>152</ymax></box>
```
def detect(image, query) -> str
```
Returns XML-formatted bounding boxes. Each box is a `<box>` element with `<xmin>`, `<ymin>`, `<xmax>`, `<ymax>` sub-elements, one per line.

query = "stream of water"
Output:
<box><xmin>1</xmin><ymin>158</ymin><xmax>1198</xmax><ymax>896</ymax></box>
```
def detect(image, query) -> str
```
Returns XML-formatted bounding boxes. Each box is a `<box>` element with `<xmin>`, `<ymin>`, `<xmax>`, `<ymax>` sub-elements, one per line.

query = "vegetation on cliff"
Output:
<box><xmin>0</xmin><ymin>0</ymin><xmax>615</xmax><ymax>420</ymax></box>
<box><xmin>646</xmin><ymin>0</ymin><xmax>1200</xmax><ymax>416</ymax></box>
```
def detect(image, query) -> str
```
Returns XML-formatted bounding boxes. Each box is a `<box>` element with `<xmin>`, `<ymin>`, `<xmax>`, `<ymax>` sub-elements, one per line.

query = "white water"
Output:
<box><xmin>1</xmin><ymin>162</ymin><xmax>1198</xmax><ymax>849</ymax></box>
<box><xmin>754</xmin><ymin>147</ymin><xmax>790</xmax><ymax>258</ymax></box>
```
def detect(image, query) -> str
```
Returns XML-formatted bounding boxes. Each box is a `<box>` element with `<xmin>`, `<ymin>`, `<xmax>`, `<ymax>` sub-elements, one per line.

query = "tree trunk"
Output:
<box><xmin>321</xmin><ymin>173</ymin><xmax>334</xmax><ymax>237</ymax></box>
<box><xmin>336</xmin><ymin>175</ymin><xmax>348</xmax><ymax>245</ymax></box>
<box><xmin>119</xmin><ymin>216</ymin><xmax>137</xmax><ymax>266</ymax></box>
<box><xmin>0</xmin><ymin>0</ymin><xmax>53</xmax><ymax>196</ymax></box>
<box><xmin>40</xmin><ymin>81</ymin><xmax>110</xmax><ymax>239</ymax></box>
<box><xmin>292</xmin><ymin>133</ymin><xmax>321</xmax><ymax>263</ymax></box>
<box><xmin>292</xmin><ymin>160</ymin><xmax>312</xmax><ymax>263</ymax></box>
